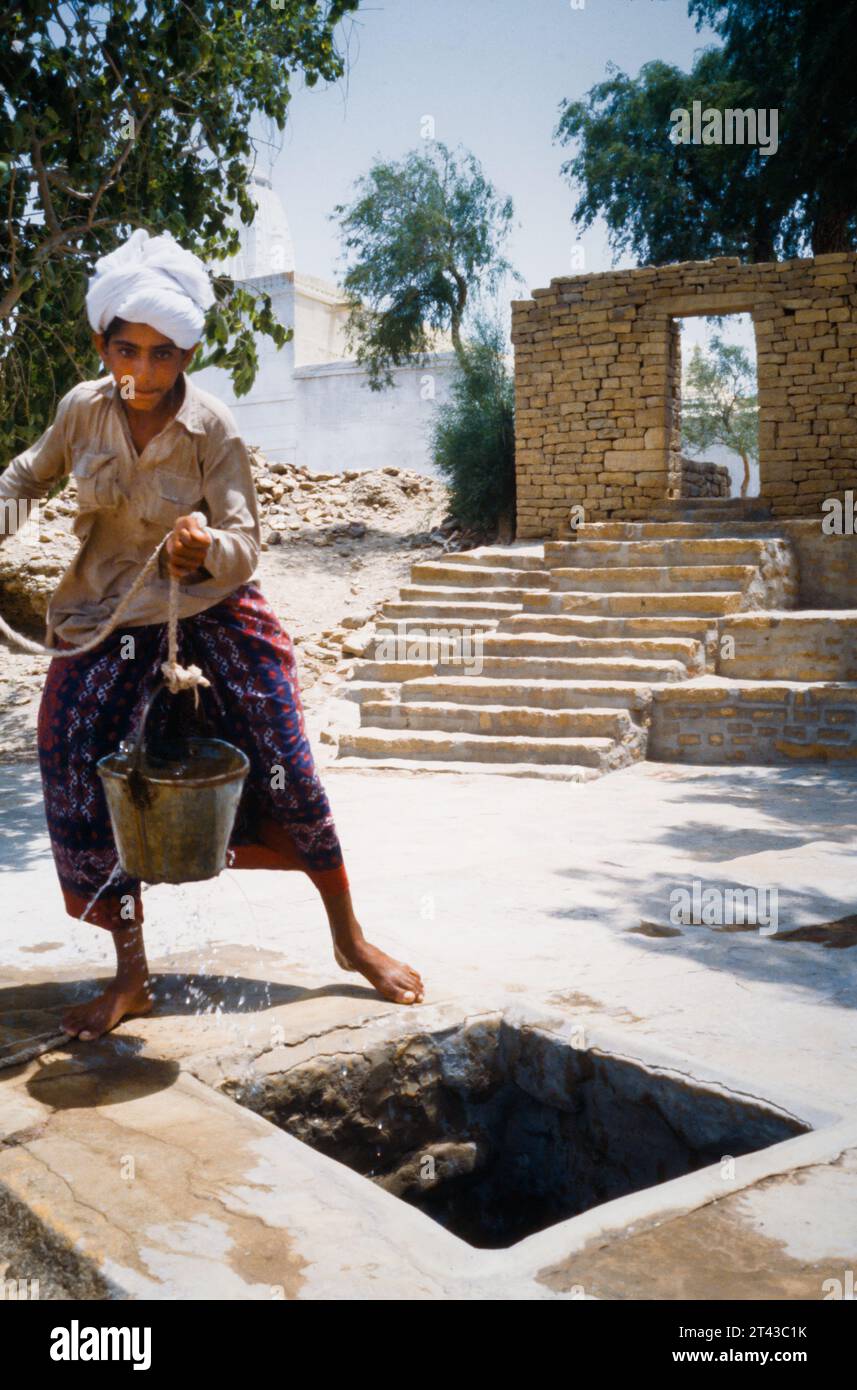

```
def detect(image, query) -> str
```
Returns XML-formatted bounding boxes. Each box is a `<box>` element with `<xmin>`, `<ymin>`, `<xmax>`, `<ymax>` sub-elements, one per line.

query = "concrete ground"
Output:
<box><xmin>1</xmin><ymin>758</ymin><xmax>856</xmax><ymax>1299</ymax></box>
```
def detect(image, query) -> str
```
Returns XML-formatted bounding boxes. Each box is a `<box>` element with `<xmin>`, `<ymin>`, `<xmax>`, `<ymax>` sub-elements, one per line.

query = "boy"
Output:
<box><xmin>0</xmin><ymin>228</ymin><xmax>423</xmax><ymax>1039</ymax></box>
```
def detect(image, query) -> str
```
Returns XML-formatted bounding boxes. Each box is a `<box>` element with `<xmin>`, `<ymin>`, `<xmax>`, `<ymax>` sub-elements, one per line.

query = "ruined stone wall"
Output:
<box><xmin>679</xmin><ymin>457</ymin><xmax>730</xmax><ymax>498</ymax></box>
<box><xmin>512</xmin><ymin>253</ymin><xmax>857</xmax><ymax>536</ymax></box>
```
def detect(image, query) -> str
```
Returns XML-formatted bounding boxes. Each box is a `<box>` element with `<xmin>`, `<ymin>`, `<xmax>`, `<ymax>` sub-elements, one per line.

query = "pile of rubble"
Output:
<box><xmin>0</xmin><ymin>491</ymin><xmax>79</xmax><ymax>631</ymax></box>
<box><xmin>246</xmin><ymin>447</ymin><xmax>490</xmax><ymax>552</ymax></box>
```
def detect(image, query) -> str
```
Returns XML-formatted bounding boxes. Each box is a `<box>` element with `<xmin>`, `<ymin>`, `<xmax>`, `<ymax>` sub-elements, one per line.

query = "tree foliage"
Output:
<box><xmin>688</xmin><ymin>0</ymin><xmax>857</xmax><ymax>255</ymax></box>
<box><xmin>330</xmin><ymin>140</ymin><xmax>522</xmax><ymax>390</ymax></box>
<box><xmin>555</xmin><ymin>0</ymin><xmax>857</xmax><ymax>265</ymax></box>
<box><xmin>0</xmin><ymin>0</ymin><xmax>359</xmax><ymax>458</ymax></box>
<box><xmin>682</xmin><ymin>332</ymin><xmax>758</xmax><ymax>496</ymax></box>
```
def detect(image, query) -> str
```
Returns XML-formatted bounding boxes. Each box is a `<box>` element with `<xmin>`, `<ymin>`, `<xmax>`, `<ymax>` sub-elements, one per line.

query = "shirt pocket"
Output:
<box><xmin>71</xmin><ymin>449</ymin><xmax>124</xmax><ymax>512</ymax></box>
<box><xmin>147</xmin><ymin>469</ymin><xmax>204</xmax><ymax>530</ymax></box>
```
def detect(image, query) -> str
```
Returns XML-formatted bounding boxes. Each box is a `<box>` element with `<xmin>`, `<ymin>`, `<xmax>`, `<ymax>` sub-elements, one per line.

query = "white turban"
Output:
<box><xmin>86</xmin><ymin>227</ymin><xmax>215</xmax><ymax>349</ymax></box>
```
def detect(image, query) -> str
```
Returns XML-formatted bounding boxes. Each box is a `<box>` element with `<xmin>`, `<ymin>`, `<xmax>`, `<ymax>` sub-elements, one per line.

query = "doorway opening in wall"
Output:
<box><xmin>674</xmin><ymin>314</ymin><xmax>759</xmax><ymax>499</ymax></box>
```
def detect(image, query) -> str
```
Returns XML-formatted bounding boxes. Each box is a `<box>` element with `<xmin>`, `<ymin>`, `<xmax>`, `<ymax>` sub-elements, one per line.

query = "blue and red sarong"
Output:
<box><xmin>37</xmin><ymin>581</ymin><xmax>350</xmax><ymax>930</ymax></box>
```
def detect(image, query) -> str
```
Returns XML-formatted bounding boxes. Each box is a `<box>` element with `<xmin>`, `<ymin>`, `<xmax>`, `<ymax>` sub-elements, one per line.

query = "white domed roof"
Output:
<box><xmin>215</xmin><ymin>172</ymin><xmax>295</xmax><ymax>280</ymax></box>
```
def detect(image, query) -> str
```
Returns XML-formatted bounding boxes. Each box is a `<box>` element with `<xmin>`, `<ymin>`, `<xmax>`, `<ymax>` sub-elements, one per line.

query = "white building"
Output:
<box><xmin>191</xmin><ymin>173</ymin><xmax>460</xmax><ymax>474</ymax></box>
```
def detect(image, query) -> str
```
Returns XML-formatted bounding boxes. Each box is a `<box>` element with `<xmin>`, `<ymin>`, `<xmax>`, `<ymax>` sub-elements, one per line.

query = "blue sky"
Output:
<box><xmin>259</xmin><ymin>0</ymin><xmax>721</xmax><ymax>314</ymax></box>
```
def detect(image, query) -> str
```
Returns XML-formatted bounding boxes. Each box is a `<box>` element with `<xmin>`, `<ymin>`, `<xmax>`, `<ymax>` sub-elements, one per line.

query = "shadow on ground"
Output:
<box><xmin>552</xmin><ymin>764</ymin><xmax>857</xmax><ymax>1005</ymax></box>
<box><xmin>0</xmin><ymin>765</ymin><xmax>48</xmax><ymax>875</ymax></box>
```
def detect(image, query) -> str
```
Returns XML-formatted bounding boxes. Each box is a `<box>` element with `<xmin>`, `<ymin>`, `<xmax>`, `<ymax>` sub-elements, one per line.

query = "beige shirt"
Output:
<box><xmin>0</xmin><ymin>372</ymin><xmax>261</xmax><ymax>646</ymax></box>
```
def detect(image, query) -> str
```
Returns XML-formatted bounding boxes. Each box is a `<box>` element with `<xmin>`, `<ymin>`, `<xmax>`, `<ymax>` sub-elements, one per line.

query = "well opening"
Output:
<box><xmin>224</xmin><ymin>1016</ymin><xmax>806</xmax><ymax>1250</ymax></box>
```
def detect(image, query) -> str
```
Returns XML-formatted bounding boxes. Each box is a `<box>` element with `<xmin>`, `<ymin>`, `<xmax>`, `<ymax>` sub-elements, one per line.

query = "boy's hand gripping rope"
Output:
<box><xmin>0</xmin><ymin>515</ymin><xmax>211</xmax><ymax>702</ymax></box>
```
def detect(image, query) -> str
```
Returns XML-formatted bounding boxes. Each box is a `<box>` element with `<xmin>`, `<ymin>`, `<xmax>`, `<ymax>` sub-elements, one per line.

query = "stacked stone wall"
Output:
<box><xmin>718</xmin><ymin>613</ymin><xmax>857</xmax><ymax>681</ymax></box>
<box><xmin>679</xmin><ymin>457</ymin><xmax>730</xmax><ymax>498</ymax></box>
<box><xmin>650</xmin><ymin>684</ymin><xmax>857</xmax><ymax>764</ymax></box>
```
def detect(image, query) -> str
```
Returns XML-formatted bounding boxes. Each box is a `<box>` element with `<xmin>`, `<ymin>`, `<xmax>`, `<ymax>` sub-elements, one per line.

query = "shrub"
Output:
<box><xmin>429</xmin><ymin>310</ymin><xmax>515</xmax><ymax>532</ymax></box>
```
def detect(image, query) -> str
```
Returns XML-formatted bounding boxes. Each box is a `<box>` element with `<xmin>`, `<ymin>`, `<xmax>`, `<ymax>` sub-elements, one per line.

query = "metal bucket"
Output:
<box><xmin>96</xmin><ymin>681</ymin><xmax>250</xmax><ymax>885</ymax></box>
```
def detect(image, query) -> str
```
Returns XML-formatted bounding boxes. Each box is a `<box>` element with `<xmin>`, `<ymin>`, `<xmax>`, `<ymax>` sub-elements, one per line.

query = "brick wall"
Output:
<box><xmin>512</xmin><ymin>253</ymin><xmax>857</xmax><ymax>536</ymax></box>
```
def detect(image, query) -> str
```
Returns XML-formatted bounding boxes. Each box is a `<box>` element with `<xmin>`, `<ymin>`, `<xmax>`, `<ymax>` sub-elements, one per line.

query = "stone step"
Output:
<box><xmin>464</xmin><ymin>632</ymin><xmax>704</xmax><ymax>670</ymax></box>
<box><xmin>359</xmin><ymin>699</ymin><xmax>638</xmax><ymax>739</ymax></box>
<box><xmin>348</xmin><ymin>659</ymin><xmax>438</xmax><ymax>682</ymax></box>
<box><xmin>337</xmin><ymin>725</ymin><xmax>625</xmax><ymax>769</ymax></box>
<box><xmin>437</xmin><ymin>547</ymin><xmax>548</xmax><ymax>571</ymax></box>
<box><xmin>551</xmin><ymin>564</ymin><xmax>757</xmax><ymax>594</ymax></box>
<box><xmin>646</xmin><ymin>497</ymin><xmax>772</xmax><ymax>522</ymax></box>
<box><xmin>409</xmin><ymin>562</ymin><xmax>552</xmax><ymax>589</ymax></box>
<box><xmin>499</xmin><ymin>612</ymin><xmax>717</xmax><ymax>644</ymax></box>
<box><xmin>398</xmin><ymin>584</ymin><xmax>547</xmax><ymax>606</ymax></box>
<box><xmin>352</xmin><ymin>650</ymin><xmax>686</xmax><ymax>683</ymax></box>
<box><xmin>576</xmin><ymin>521</ymin><xmax>791</xmax><ymax>541</ymax></box>
<box><xmin>551</xmin><ymin>590</ymin><xmax>746</xmax><ymax>617</ymax></box>
<box><xmin>382</xmin><ymin>600</ymin><xmax>523</xmax><ymax>620</ymax></box>
<box><xmin>398</xmin><ymin>677</ymin><xmax>654</xmax><ymax>712</ymax></box>
<box><xmin>339</xmin><ymin>680</ymin><xmax>401</xmax><ymax>704</ymax></box>
<box><xmin>373</xmin><ymin>616</ymin><xmax>500</xmax><ymax>636</ymax></box>
<box><xmin>546</xmin><ymin>538</ymin><xmax>776</xmax><ymax>568</ymax></box>
<box><xmin>643</xmin><ymin>508</ymin><xmax>767</xmax><ymax>524</ymax></box>
<box><xmin>433</xmin><ymin>654</ymin><xmax>689</xmax><ymax>682</ymax></box>
<box><xmin>511</xmin><ymin>590</ymin><xmax>562</xmax><ymax>612</ymax></box>
<box><xmin>329</xmin><ymin>756</ymin><xmax>599</xmax><ymax>782</ymax></box>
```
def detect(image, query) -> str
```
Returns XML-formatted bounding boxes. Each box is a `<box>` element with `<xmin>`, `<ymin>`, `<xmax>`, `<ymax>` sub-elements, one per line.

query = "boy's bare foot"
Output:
<box><xmin>331</xmin><ymin>934</ymin><xmax>359</xmax><ymax>973</ymax></box>
<box><xmin>323</xmin><ymin>887</ymin><xmax>424</xmax><ymax>1004</ymax></box>
<box><xmin>61</xmin><ymin>981</ymin><xmax>155</xmax><ymax>1042</ymax></box>
<box><xmin>336</xmin><ymin>939</ymin><xmax>424</xmax><ymax>1005</ymax></box>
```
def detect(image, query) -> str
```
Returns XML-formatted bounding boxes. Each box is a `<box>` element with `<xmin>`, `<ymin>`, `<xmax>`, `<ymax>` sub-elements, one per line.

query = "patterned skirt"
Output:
<box><xmin>37</xmin><ymin>581</ymin><xmax>350</xmax><ymax>931</ymax></box>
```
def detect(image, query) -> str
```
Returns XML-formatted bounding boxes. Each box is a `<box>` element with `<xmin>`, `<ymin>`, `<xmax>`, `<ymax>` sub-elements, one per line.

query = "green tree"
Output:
<box><xmin>682</xmin><ymin>333</ymin><xmax>758</xmax><ymax>497</ymax></box>
<box><xmin>330</xmin><ymin>141</ymin><xmax>523</xmax><ymax>390</ymax></box>
<box><xmin>689</xmin><ymin>0</ymin><xmax>857</xmax><ymax>254</ymax></box>
<box><xmin>429</xmin><ymin>307</ymin><xmax>516</xmax><ymax>533</ymax></box>
<box><xmin>555</xmin><ymin>0</ymin><xmax>857</xmax><ymax>265</ymax></box>
<box><xmin>0</xmin><ymin>0</ymin><xmax>360</xmax><ymax>459</ymax></box>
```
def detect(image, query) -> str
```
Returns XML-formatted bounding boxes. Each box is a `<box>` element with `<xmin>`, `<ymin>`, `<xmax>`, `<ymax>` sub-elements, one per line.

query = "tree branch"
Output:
<box><xmin>29</xmin><ymin>133</ymin><xmax>62</xmax><ymax>237</ymax></box>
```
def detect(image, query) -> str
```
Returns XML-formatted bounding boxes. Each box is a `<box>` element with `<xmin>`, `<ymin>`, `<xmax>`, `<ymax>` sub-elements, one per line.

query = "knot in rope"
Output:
<box><xmin>161</xmin><ymin>548</ymin><xmax>211</xmax><ymax>706</ymax></box>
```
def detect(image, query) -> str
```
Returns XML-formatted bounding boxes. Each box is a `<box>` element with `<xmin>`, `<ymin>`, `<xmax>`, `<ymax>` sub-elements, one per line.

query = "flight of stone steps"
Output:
<box><xmin>332</xmin><ymin>515</ymin><xmax>798</xmax><ymax>781</ymax></box>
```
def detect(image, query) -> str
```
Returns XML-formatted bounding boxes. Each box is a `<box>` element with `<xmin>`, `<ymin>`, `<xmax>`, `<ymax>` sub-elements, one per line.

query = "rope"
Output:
<box><xmin>0</xmin><ymin>515</ymin><xmax>211</xmax><ymax>699</ymax></box>
<box><xmin>0</xmin><ymin>1029</ymin><xmax>69</xmax><ymax>1072</ymax></box>
<box><xmin>162</xmin><ymin>552</ymin><xmax>210</xmax><ymax>701</ymax></box>
<box><xmin>0</xmin><ymin>1034</ymin><xmax>68</xmax><ymax>1073</ymax></box>
<box><xmin>0</xmin><ymin>516</ymin><xmax>215</xmax><ymax>1074</ymax></box>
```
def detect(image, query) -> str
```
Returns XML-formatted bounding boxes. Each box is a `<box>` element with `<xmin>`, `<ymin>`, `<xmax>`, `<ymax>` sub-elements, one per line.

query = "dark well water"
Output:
<box><xmin>109</xmin><ymin>737</ymin><xmax>244</xmax><ymax>781</ymax></box>
<box><xmin>222</xmin><ymin>1016</ymin><xmax>806</xmax><ymax>1250</ymax></box>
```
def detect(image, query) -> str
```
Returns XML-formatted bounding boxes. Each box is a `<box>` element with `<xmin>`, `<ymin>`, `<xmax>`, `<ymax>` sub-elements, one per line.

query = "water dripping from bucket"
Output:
<box><xmin>78</xmin><ymin>863</ymin><xmax>125</xmax><ymax>927</ymax></box>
